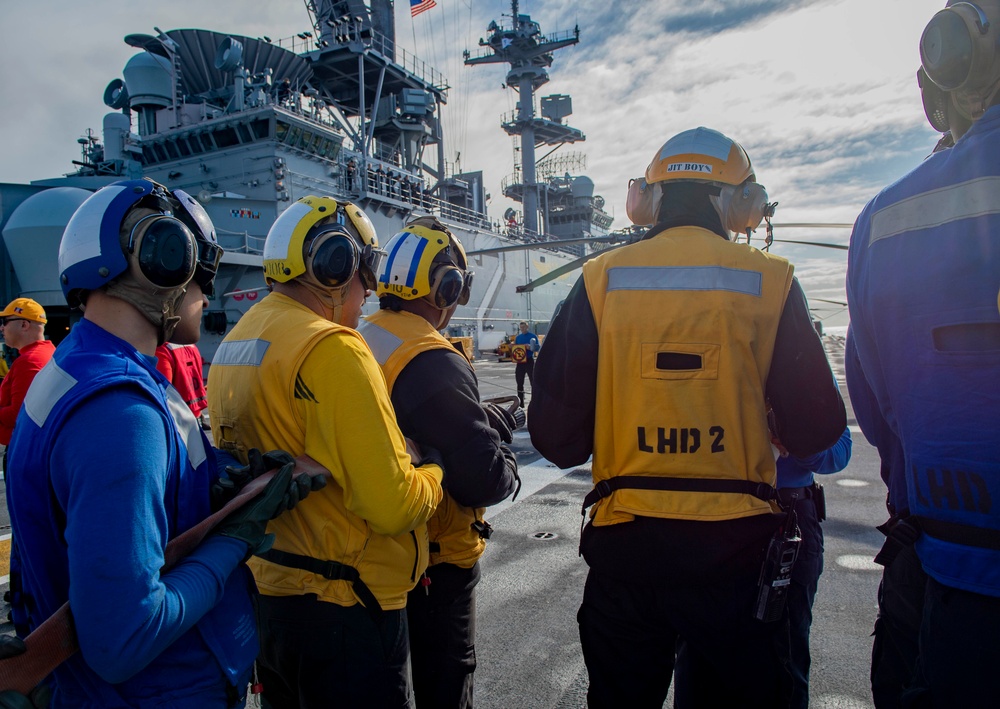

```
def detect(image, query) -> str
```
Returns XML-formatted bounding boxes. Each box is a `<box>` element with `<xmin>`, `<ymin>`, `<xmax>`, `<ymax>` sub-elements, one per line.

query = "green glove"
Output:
<box><xmin>214</xmin><ymin>460</ymin><xmax>303</xmax><ymax>560</ymax></box>
<box><xmin>0</xmin><ymin>636</ymin><xmax>51</xmax><ymax>708</ymax></box>
<box><xmin>212</xmin><ymin>449</ymin><xmax>325</xmax><ymax>514</ymax></box>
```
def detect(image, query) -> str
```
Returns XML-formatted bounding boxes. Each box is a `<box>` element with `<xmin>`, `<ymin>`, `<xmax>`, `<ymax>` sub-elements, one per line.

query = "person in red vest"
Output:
<box><xmin>0</xmin><ymin>298</ymin><xmax>55</xmax><ymax>447</ymax></box>
<box><xmin>155</xmin><ymin>343</ymin><xmax>208</xmax><ymax>419</ymax></box>
<box><xmin>0</xmin><ymin>297</ymin><xmax>56</xmax><ymax>634</ymax></box>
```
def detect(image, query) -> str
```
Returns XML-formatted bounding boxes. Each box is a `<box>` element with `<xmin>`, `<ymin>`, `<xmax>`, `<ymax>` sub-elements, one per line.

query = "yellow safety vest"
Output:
<box><xmin>208</xmin><ymin>293</ymin><xmax>439</xmax><ymax>611</ymax></box>
<box><xmin>582</xmin><ymin>226</ymin><xmax>793</xmax><ymax>524</ymax></box>
<box><xmin>359</xmin><ymin>309</ymin><xmax>488</xmax><ymax>568</ymax></box>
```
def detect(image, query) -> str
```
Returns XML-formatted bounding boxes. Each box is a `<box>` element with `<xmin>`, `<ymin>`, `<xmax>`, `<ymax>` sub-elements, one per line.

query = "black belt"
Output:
<box><xmin>582</xmin><ymin>475</ymin><xmax>778</xmax><ymax>515</ymax></box>
<box><xmin>255</xmin><ymin>548</ymin><xmax>383</xmax><ymax>623</ymax></box>
<box><xmin>915</xmin><ymin>516</ymin><xmax>1000</xmax><ymax>552</ymax></box>
<box><xmin>777</xmin><ymin>485</ymin><xmax>813</xmax><ymax>502</ymax></box>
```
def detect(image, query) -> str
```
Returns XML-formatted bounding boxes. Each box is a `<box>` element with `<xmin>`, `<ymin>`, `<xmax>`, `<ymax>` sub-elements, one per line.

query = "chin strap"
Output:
<box><xmin>104</xmin><ymin>277</ymin><xmax>187</xmax><ymax>345</ymax></box>
<box><xmin>295</xmin><ymin>275</ymin><xmax>350</xmax><ymax>323</ymax></box>
<box><xmin>952</xmin><ymin>74</ymin><xmax>1000</xmax><ymax>124</ymax></box>
<box><xmin>431</xmin><ymin>305</ymin><xmax>450</xmax><ymax>331</ymax></box>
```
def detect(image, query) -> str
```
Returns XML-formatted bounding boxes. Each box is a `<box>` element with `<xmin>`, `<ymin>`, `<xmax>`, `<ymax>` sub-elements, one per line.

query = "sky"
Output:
<box><xmin>0</xmin><ymin>0</ymin><xmax>949</xmax><ymax>326</ymax></box>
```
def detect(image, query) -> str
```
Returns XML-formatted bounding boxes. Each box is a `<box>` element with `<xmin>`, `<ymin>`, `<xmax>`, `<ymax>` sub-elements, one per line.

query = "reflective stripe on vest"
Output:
<box><xmin>214</xmin><ymin>339</ymin><xmax>270</xmax><ymax>367</ymax></box>
<box><xmin>870</xmin><ymin>176</ymin><xmax>1000</xmax><ymax>246</ymax></box>
<box><xmin>607</xmin><ymin>265</ymin><xmax>763</xmax><ymax>296</ymax></box>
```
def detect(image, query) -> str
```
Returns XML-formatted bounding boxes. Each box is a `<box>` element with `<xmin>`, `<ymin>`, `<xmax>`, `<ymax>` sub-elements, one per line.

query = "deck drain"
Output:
<box><xmin>528</xmin><ymin>531</ymin><xmax>559</xmax><ymax>541</ymax></box>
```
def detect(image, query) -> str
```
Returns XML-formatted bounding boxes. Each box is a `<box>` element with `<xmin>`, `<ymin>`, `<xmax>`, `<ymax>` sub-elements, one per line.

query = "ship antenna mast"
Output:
<box><xmin>465</xmin><ymin>0</ymin><xmax>582</xmax><ymax>237</ymax></box>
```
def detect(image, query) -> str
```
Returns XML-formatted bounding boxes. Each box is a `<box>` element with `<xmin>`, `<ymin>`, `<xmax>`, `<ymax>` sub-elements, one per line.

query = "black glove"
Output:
<box><xmin>0</xmin><ymin>636</ymin><xmax>51</xmax><ymax>709</ymax></box>
<box><xmin>482</xmin><ymin>402</ymin><xmax>524</xmax><ymax>444</ymax></box>
<box><xmin>214</xmin><ymin>459</ymin><xmax>321</xmax><ymax>560</ymax></box>
<box><xmin>212</xmin><ymin>449</ymin><xmax>324</xmax><ymax>513</ymax></box>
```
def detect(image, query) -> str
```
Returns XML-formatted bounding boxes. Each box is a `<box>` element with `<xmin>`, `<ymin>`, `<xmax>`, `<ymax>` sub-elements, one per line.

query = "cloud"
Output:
<box><xmin>0</xmin><ymin>0</ymin><xmax>948</xmax><ymax>323</ymax></box>
<box><xmin>649</xmin><ymin>0</ymin><xmax>829</xmax><ymax>37</ymax></box>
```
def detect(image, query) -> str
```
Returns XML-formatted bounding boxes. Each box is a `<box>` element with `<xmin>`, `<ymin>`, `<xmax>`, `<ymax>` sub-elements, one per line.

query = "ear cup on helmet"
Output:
<box><xmin>722</xmin><ymin>182</ymin><xmax>770</xmax><ymax>235</ymax></box>
<box><xmin>626</xmin><ymin>178</ymin><xmax>662</xmax><ymax>225</ymax></box>
<box><xmin>920</xmin><ymin>3</ymin><xmax>996</xmax><ymax>93</ymax></box>
<box><xmin>428</xmin><ymin>265</ymin><xmax>466</xmax><ymax>309</ymax></box>
<box><xmin>307</xmin><ymin>230</ymin><xmax>359</xmax><ymax>287</ymax></box>
<box><xmin>127</xmin><ymin>215</ymin><xmax>197</xmax><ymax>290</ymax></box>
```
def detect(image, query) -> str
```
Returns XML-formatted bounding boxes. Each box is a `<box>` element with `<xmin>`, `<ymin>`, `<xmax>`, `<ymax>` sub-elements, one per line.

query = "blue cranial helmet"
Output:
<box><xmin>59</xmin><ymin>179</ymin><xmax>223</xmax><ymax>306</ymax></box>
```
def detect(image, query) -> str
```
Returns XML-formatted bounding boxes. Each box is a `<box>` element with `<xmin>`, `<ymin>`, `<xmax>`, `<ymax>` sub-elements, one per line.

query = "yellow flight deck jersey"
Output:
<box><xmin>581</xmin><ymin>226</ymin><xmax>794</xmax><ymax>525</ymax></box>
<box><xmin>359</xmin><ymin>309</ymin><xmax>488</xmax><ymax>569</ymax></box>
<box><xmin>207</xmin><ymin>292</ymin><xmax>443</xmax><ymax>611</ymax></box>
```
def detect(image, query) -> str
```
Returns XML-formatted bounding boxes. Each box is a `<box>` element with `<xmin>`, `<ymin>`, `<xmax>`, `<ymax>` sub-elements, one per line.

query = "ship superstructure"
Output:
<box><xmin>0</xmin><ymin>0</ymin><xmax>613</xmax><ymax>357</ymax></box>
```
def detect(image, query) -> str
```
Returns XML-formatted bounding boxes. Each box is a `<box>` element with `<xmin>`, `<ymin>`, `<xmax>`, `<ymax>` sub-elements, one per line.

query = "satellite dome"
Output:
<box><xmin>2</xmin><ymin>187</ymin><xmax>91</xmax><ymax>305</ymax></box>
<box><xmin>570</xmin><ymin>175</ymin><xmax>594</xmax><ymax>198</ymax></box>
<box><xmin>123</xmin><ymin>51</ymin><xmax>173</xmax><ymax>109</ymax></box>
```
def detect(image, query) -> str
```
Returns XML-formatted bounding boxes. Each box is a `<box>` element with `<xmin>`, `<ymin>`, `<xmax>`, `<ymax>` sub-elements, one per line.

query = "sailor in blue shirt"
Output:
<box><xmin>775</xmin><ymin>426</ymin><xmax>851</xmax><ymax>709</ymax></box>
<box><xmin>5</xmin><ymin>180</ymin><xmax>312</xmax><ymax>708</ymax></box>
<box><xmin>846</xmin><ymin>2</ymin><xmax>1000</xmax><ymax>704</ymax></box>
<box><xmin>513</xmin><ymin>321</ymin><xmax>539</xmax><ymax>407</ymax></box>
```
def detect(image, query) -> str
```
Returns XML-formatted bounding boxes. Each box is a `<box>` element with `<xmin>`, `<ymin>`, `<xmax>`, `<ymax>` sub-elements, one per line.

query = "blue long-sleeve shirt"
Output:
<box><xmin>776</xmin><ymin>427</ymin><xmax>852</xmax><ymax>489</ymax></box>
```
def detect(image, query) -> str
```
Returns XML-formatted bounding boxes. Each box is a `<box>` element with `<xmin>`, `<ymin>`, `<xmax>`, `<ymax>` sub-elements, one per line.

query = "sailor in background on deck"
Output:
<box><xmin>512</xmin><ymin>320</ymin><xmax>538</xmax><ymax>408</ymax></box>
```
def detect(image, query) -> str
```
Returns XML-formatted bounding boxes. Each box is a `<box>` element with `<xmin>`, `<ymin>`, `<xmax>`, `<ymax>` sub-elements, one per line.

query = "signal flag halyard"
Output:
<box><xmin>411</xmin><ymin>0</ymin><xmax>437</xmax><ymax>17</ymax></box>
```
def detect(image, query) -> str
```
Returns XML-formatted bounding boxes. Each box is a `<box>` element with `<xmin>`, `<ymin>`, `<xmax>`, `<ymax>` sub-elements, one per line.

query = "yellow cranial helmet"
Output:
<box><xmin>377</xmin><ymin>216</ymin><xmax>472</xmax><ymax>309</ymax></box>
<box><xmin>626</xmin><ymin>127</ymin><xmax>772</xmax><ymax>236</ymax></box>
<box><xmin>263</xmin><ymin>196</ymin><xmax>381</xmax><ymax>288</ymax></box>
<box><xmin>645</xmin><ymin>126</ymin><xmax>754</xmax><ymax>186</ymax></box>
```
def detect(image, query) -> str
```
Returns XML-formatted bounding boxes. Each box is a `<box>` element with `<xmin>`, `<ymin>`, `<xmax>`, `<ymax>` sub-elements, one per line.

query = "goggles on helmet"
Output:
<box><xmin>193</xmin><ymin>241</ymin><xmax>223</xmax><ymax>296</ymax></box>
<box><xmin>331</xmin><ymin>201</ymin><xmax>384</xmax><ymax>290</ymax></box>
<box><xmin>358</xmin><ymin>241</ymin><xmax>385</xmax><ymax>291</ymax></box>
<box><xmin>172</xmin><ymin>188</ymin><xmax>223</xmax><ymax>295</ymax></box>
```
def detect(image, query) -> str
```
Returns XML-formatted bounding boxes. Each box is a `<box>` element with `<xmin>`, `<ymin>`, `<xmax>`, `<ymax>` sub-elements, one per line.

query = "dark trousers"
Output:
<box><xmin>514</xmin><ymin>360</ymin><xmax>534</xmax><ymax>407</ymax></box>
<box><xmin>579</xmin><ymin>565</ymin><xmax>791</xmax><ymax>709</ymax></box>
<box><xmin>673</xmin><ymin>501</ymin><xmax>817</xmax><ymax>708</ymax></box>
<box><xmin>256</xmin><ymin>593</ymin><xmax>411</xmax><ymax>709</ymax></box>
<box><xmin>407</xmin><ymin>562</ymin><xmax>480</xmax><ymax>709</ymax></box>
<box><xmin>901</xmin><ymin>576</ymin><xmax>1000</xmax><ymax>708</ymax></box>
<box><xmin>779</xmin><ymin>494</ymin><xmax>824</xmax><ymax>709</ymax></box>
<box><xmin>871</xmin><ymin>544</ymin><xmax>925</xmax><ymax>708</ymax></box>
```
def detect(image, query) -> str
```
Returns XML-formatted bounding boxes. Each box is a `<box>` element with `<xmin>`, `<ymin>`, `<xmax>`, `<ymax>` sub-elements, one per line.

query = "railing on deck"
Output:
<box><xmin>274</xmin><ymin>26</ymin><xmax>448</xmax><ymax>91</ymax></box>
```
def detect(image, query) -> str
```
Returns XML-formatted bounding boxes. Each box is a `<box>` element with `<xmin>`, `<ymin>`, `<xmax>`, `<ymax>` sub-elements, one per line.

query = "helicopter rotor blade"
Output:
<box><xmin>467</xmin><ymin>234</ymin><xmax>624</xmax><ymax>257</ymax></box>
<box><xmin>770</xmin><ymin>222</ymin><xmax>854</xmax><ymax>229</ymax></box>
<box><xmin>515</xmin><ymin>246</ymin><xmax>627</xmax><ymax>293</ymax></box>
<box><xmin>769</xmin><ymin>238</ymin><xmax>848</xmax><ymax>251</ymax></box>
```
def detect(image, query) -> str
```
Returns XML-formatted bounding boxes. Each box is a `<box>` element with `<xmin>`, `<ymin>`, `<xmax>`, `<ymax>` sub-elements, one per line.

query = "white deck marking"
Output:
<box><xmin>836</xmin><ymin>554</ymin><xmax>882</xmax><ymax>572</ymax></box>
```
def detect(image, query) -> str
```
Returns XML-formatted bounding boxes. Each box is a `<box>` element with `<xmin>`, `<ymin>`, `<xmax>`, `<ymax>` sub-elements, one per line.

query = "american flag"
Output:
<box><xmin>410</xmin><ymin>0</ymin><xmax>437</xmax><ymax>17</ymax></box>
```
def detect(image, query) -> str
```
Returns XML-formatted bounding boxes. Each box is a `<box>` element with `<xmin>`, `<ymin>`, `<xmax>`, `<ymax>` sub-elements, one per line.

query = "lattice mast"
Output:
<box><xmin>464</xmin><ymin>1</ymin><xmax>581</xmax><ymax>235</ymax></box>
